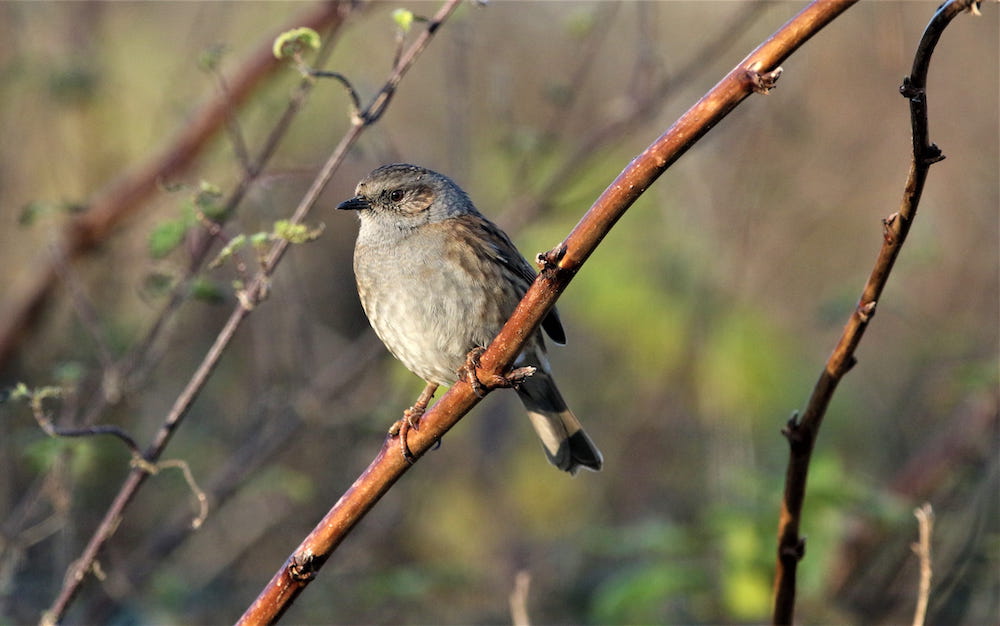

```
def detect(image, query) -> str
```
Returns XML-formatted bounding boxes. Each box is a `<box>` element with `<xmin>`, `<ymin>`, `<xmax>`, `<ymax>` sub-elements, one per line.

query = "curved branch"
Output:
<box><xmin>236</xmin><ymin>2</ymin><xmax>859</xmax><ymax>624</ymax></box>
<box><xmin>771</xmin><ymin>2</ymin><xmax>982</xmax><ymax>624</ymax></box>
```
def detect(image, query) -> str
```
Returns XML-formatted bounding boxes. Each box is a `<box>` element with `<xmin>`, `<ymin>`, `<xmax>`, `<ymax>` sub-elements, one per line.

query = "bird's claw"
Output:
<box><xmin>388</xmin><ymin>382</ymin><xmax>438</xmax><ymax>465</ymax></box>
<box><xmin>458</xmin><ymin>347</ymin><xmax>536</xmax><ymax>398</ymax></box>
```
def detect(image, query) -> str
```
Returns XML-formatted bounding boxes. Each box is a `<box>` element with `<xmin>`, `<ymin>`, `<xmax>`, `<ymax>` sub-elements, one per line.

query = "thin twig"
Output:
<box><xmin>41</xmin><ymin>2</ymin><xmax>463</xmax><ymax>624</ymax></box>
<box><xmin>38</xmin><ymin>5</ymin><xmax>355</xmax><ymax>623</ymax></box>
<box><xmin>209</xmin><ymin>58</ymin><xmax>254</xmax><ymax>174</ymax></box>
<box><xmin>501</xmin><ymin>2</ymin><xmax>769</xmax><ymax>229</ymax></box>
<box><xmin>79</xmin><ymin>337</ymin><xmax>383</xmax><ymax>624</ymax></box>
<box><xmin>154</xmin><ymin>459</ymin><xmax>209</xmax><ymax>530</ymax></box>
<box><xmin>13</xmin><ymin>384</ymin><xmax>141</xmax><ymax>458</ymax></box>
<box><xmin>509</xmin><ymin>570</ymin><xmax>532</xmax><ymax>626</ymax></box>
<box><xmin>0</xmin><ymin>2</ymin><xmax>348</xmax><ymax>370</ymax></box>
<box><xmin>770</xmin><ymin>2</ymin><xmax>982</xmax><ymax>624</ymax></box>
<box><xmin>237</xmin><ymin>2</ymin><xmax>858</xmax><ymax>624</ymax></box>
<box><xmin>911</xmin><ymin>503</ymin><xmax>935</xmax><ymax>626</ymax></box>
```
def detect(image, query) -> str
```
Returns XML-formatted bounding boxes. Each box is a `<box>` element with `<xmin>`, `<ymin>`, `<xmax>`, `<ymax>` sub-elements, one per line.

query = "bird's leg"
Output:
<box><xmin>388</xmin><ymin>382</ymin><xmax>438</xmax><ymax>464</ymax></box>
<box><xmin>458</xmin><ymin>347</ymin><xmax>536</xmax><ymax>398</ymax></box>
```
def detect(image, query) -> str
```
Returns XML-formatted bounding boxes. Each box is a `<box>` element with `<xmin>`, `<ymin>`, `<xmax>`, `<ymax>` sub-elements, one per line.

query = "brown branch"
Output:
<box><xmin>501</xmin><ymin>2</ymin><xmax>769</xmax><ymax>229</ymax></box>
<box><xmin>81</xmin><ymin>337</ymin><xmax>384</xmax><ymax>624</ymax></box>
<box><xmin>43</xmin><ymin>0</ymin><xmax>459</xmax><ymax>623</ymax></box>
<box><xmin>770</xmin><ymin>2</ymin><xmax>982</xmax><ymax>624</ymax></box>
<box><xmin>2</xmin><ymin>14</ymin><xmax>351</xmax><ymax>611</ymax></box>
<box><xmin>40</xmin><ymin>2</ymin><xmax>463</xmax><ymax>623</ymax></box>
<box><xmin>500</xmin><ymin>2</ymin><xmax>767</xmax><ymax>233</ymax></box>
<box><xmin>0</xmin><ymin>1</ymin><xmax>348</xmax><ymax>371</ymax></box>
<box><xmin>236</xmin><ymin>2</ymin><xmax>859</xmax><ymax>624</ymax></box>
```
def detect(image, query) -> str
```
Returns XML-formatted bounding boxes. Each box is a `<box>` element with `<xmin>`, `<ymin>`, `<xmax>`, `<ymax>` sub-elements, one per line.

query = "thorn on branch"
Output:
<box><xmin>781</xmin><ymin>411</ymin><xmax>803</xmax><ymax>443</ymax></box>
<box><xmin>921</xmin><ymin>143</ymin><xmax>946</xmax><ymax>165</ymax></box>
<box><xmin>745</xmin><ymin>62</ymin><xmax>783</xmax><ymax>94</ymax></box>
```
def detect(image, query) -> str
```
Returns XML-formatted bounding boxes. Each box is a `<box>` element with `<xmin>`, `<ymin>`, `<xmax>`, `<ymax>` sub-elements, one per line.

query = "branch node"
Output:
<box><xmin>780</xmin><ymin>537</ymin><xmax>807</xmax><ymax>562</ymax></box>
<box><xmin>837</xmin><ymin>355</ymin><xmax>858</xmax><ymax>378</ymax></box>
<box><xmin>882</xmin><ymin>212</ymin><xmax>903</xmax><ymax>244</ymax></box>
<box><xmin>536</xmin><ymin>243</ymin><xmax>567</xmax><ymax>271</ymax></box>
<box><xmin>289</xmin><ymin>552</ymin><xmax>318</xmax><ymax>583</ymax></box>
<box><xmin>899</xmin><ymin>76</ymin><xmax>925</xmax><ymax>101</ymax></box>
<box><xmin>921</xmin><ymin>143</ymin><xmax>946</xmax><ymax>165</ymax></box>
<box><xmin>745</xmin><ymin>62</ymin><xmax>783</xmax><ymax>94</ymax></box>
<box><xmin>780</xmin><ymin>411</ymin><xmax>801</xmax><ymax>440</ymax></box>
<box><xmin>130</xmin><ymin>455</ymin><xmax>160</xmax><ymax>475</ymax></box>
<box><xmin>856</xmin><ymin>300</ymin><xmax>877</xmax><ymax>323</ymax></box>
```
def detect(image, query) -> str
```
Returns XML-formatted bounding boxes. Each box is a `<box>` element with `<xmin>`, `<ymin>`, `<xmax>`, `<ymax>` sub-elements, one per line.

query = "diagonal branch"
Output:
<box><xmin>0</xmin><ymin>1</ymin><xmax>349</xmax><ymax>371</ymax></box>
<box><xmin>7</xmin><ymin>24</ymin><xmax>351</xmax><ymax>597</ymax></box>
<box><xmin>770</xmin><ymin>1</ymin><xmax>983</xmax><ymax>624</ymax></box>
<box><xmin>39</xmin><ymin>1</ymin><xmax>463</xmax><ymax>622</ymax></box>
<box><xmin>236</xmin><ymin>2</ymin><xmax>859</xmax><ymax>624</ymax></box>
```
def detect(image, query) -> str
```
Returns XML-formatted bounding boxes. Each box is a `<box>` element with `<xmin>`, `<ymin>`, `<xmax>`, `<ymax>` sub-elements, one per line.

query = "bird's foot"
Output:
<box><xmin>388</xmin><ymin>382</ymin><xmax>438</xmax><ymax>464</ymax></box>
<box><xmin>458</xmin><ymin>347</ymin><xmax>536</xmax><ymax>398</ymax></box>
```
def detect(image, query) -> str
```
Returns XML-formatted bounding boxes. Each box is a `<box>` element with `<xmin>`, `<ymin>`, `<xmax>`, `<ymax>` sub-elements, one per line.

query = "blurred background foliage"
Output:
<box><xmin>0</xmin><ymin>1</ymin><xmax>996</xmax><ymax>624</ymax></box>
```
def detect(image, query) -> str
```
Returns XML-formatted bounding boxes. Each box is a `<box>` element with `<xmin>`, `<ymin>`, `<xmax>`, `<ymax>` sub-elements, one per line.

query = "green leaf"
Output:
<box><xmin>272</xmin><ymin>27</ymin><xmax>321</xmax><ymax>60</ymax></box>
<box><xmin>210</xmin><ymin>233</ymin><xmax>247</xmax><ymax>268</ymax></box>
<box><xmin>273</xmin><ymin>219</ymin><xmax>324</xmax><ymax>244</ymax></box>
<box><xmin>190</xmin><ymin>277</ymin><xmax>225</xmax><ymax>304</ymax></box>
<box><xmin>392</xmin><ymin>8</ymin><xmax>415</xmax><ymax>33</ymax></box>
<box><xmin>249</xmin><ymin>231</ymin><xmax>271</xmax><ymax>248</ymax></box>
<box><xmin>194</xmin><ymin>180</ymin><xmax>225</xmax><ymax>219</ymax></box>
<box><xmin>148</xmin><ymin>219</ymin><xmax>188</xmax><ymax>259</ymax></box>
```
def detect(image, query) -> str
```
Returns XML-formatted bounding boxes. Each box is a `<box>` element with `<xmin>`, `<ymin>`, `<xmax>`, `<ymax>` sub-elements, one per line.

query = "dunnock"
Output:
<box><xmin>338</xmin><ymin>163</ymin><xmax>602</xmax><ymax>474</ymax></box>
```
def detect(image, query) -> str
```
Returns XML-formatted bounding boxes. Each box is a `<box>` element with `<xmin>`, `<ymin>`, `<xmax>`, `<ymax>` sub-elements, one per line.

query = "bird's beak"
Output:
<box><xmin>337</xmin><ymin>196</ymin><xmax>370</xmax><ymax>211</ymax></box>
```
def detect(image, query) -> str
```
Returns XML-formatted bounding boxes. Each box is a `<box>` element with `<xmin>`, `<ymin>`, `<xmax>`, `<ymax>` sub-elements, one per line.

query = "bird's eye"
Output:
<box><xmin>389</xmin><ymin>189</ymin><xmax>405</xmax><ymax>202</ymax></box>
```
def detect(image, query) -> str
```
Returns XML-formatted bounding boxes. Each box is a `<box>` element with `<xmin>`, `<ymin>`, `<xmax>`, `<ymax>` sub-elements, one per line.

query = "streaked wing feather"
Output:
<box><xmin>453</xmin><ymin>214</ymin><xmax>566</xmax><ymax>345</ymax></box>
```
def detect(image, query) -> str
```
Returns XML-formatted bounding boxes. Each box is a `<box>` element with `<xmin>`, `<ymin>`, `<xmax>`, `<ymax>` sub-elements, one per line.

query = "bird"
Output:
<box><xmin>337</xmin><ymin>163</ymin><xmax>602</xmax><ymax>475</ymax></box>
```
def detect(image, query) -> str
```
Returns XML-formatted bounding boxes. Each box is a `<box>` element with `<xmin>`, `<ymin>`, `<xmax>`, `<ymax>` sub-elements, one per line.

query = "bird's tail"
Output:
<box><xmin>514</xmin><ymin>370</ymin><xmax>603</xmax><ymax>475</ymax></box>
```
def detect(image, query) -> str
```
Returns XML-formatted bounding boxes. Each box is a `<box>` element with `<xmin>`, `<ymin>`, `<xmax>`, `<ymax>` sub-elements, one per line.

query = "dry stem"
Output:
<box><xmin>38</xmin><ymin>0</ymin><xmax>460</xmax><ymax>621</ymax></box>
<box><xmin>911</xmin><ymin>503</ymin><xmax>935</xmax><ymax>626</ymax></box>
<box><xmin>770</xmin><ymin>2</ymin><xmax>981</xmax><ymax>624</ymax></box>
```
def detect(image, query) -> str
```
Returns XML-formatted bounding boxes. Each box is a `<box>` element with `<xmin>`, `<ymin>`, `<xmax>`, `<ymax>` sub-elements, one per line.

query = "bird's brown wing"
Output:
<box><xmin>452</xmin><ymin>213</ymin><xmax>566</xmax><ymax>345</ymax></box>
